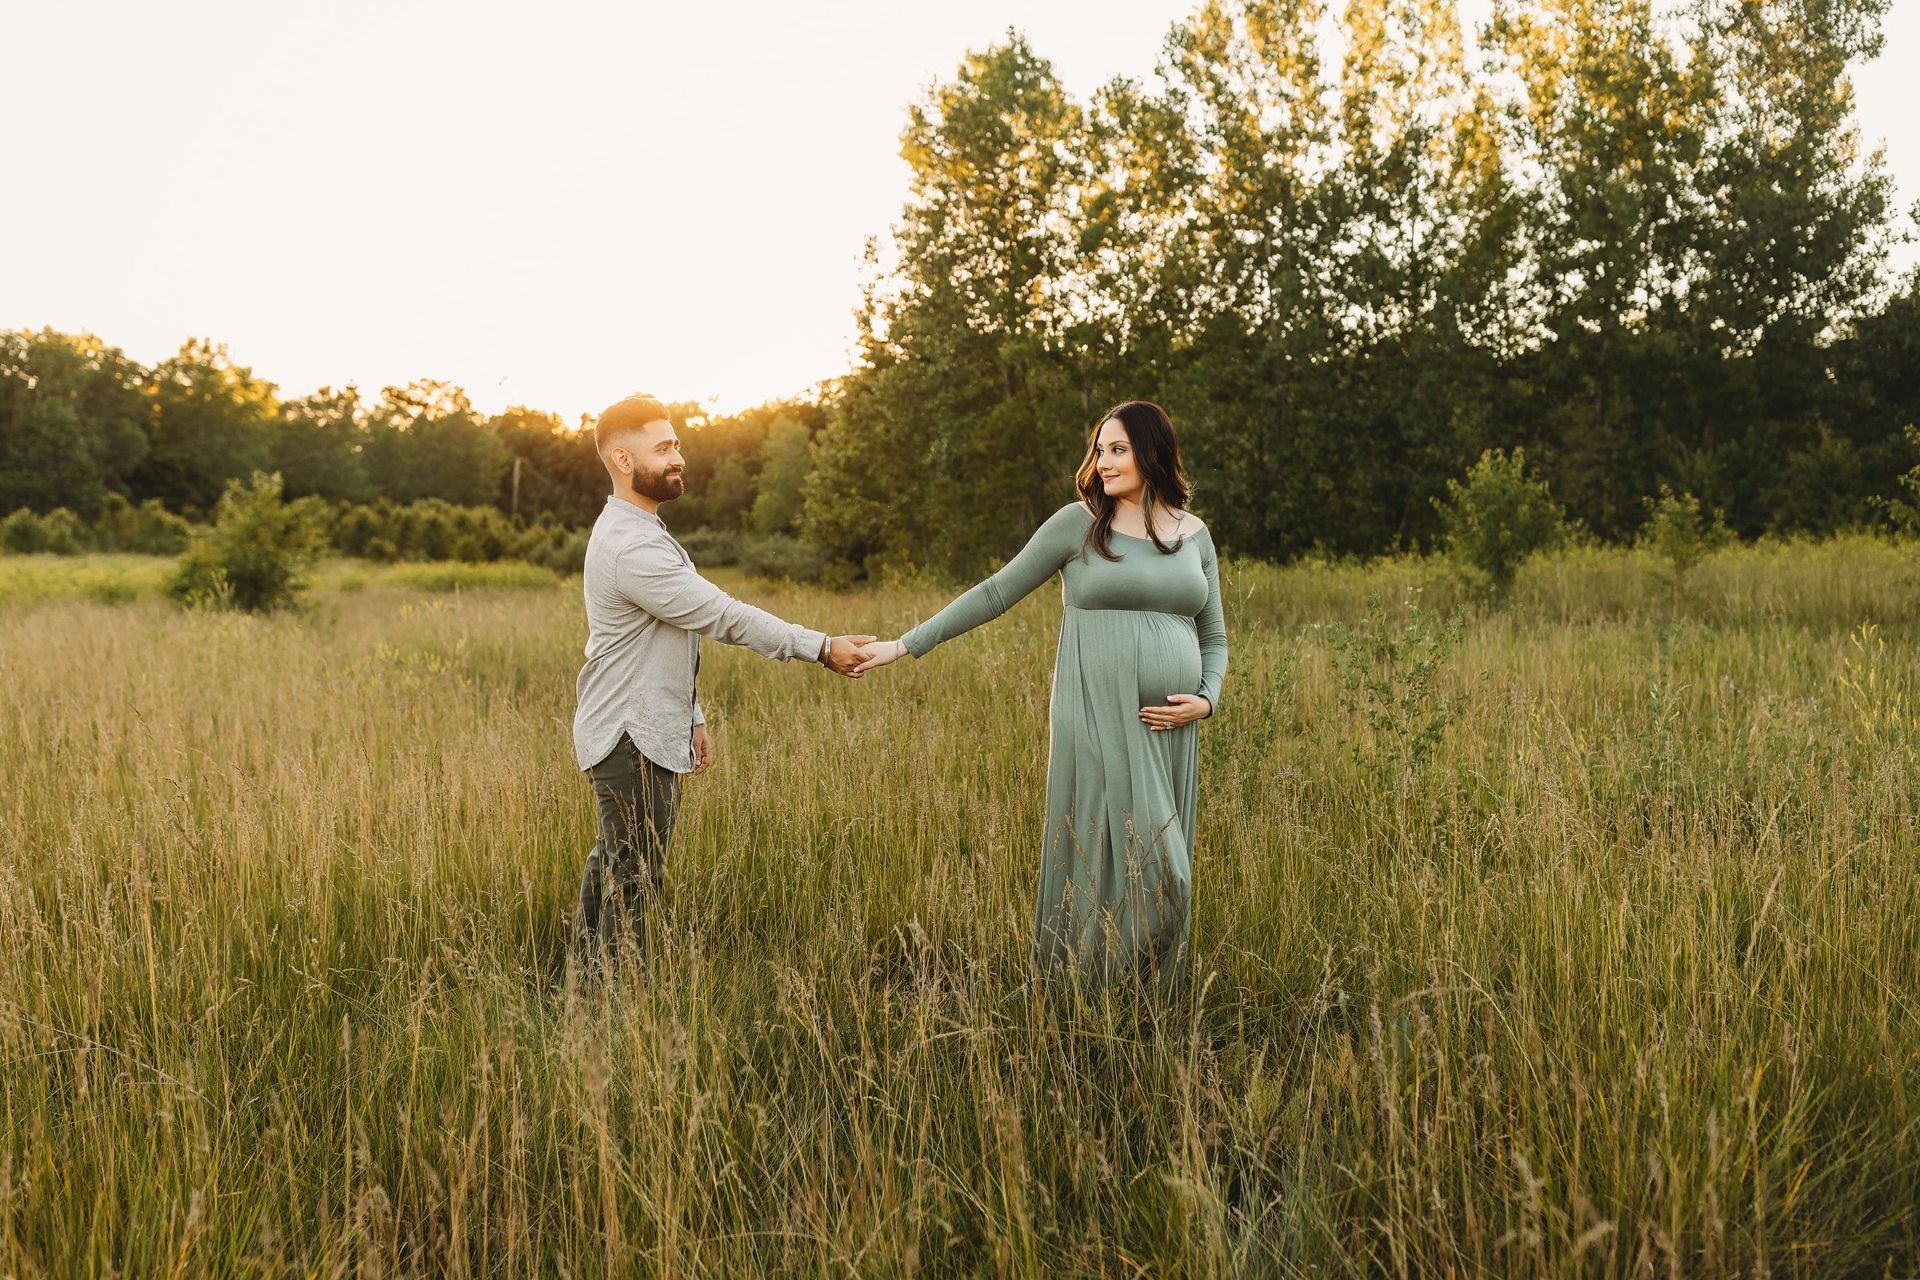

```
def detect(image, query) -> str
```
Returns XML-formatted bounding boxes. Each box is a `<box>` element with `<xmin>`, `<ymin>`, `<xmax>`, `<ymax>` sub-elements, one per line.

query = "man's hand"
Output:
<box><xmin>823</xmin><ymin>634</ymin><xmax>878</xmax><ymax>678</ymax></box>
<box><xmin>1140</xmin><ymin>693</ymin><xmax>1211</xmax><ymax>731</ymax></box>
<box><xmin>692</xmin><ymin>723</ymin><xmax>713</xmax><ymax>774</ymax></box>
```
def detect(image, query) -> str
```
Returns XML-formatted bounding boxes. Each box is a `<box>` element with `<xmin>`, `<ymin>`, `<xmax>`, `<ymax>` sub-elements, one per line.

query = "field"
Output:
<box><xmin>1</xmin><ymin>539</ymin><xmax>1917</xmax><ymax>1277</ymax></box>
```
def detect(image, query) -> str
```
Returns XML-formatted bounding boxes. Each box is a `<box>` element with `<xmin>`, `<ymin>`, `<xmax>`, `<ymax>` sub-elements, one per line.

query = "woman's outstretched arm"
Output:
<box><xmin>1194</xmin><ymin>528</ymin><xmax>1228</xmax><ymax>716</ymax></box>
<box><xmin>877</xmin><ymin>503</ymin><xmax>1088</xmax><ymax>664</ymax></box>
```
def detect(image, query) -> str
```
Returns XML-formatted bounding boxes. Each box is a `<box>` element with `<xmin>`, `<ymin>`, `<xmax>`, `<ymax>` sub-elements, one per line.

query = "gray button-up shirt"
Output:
<box><xmin>573</xmin><ymin>495</ymin><xmax>828</xmax><ymax>773</ymax></box>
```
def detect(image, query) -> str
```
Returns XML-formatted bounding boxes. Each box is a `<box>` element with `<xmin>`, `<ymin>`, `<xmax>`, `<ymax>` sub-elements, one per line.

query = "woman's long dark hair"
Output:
<box><xmin>1075</xmin><ymin>400</ymin><xmax>1192</xmax><ymax>562</ymax></box>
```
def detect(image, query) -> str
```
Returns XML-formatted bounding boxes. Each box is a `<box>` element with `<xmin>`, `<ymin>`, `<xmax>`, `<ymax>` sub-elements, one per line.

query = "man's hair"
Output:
<box><xmin>595</xmin><ymin>397</ymin><xmax>672</xmax><ymax>455</ymax></box>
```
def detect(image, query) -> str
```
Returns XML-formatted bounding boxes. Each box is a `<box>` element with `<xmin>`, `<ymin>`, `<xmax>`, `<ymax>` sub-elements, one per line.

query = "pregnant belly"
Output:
<box><xmin>1134</xmin><ymin>617</ymin><xmax>1204</xmax><ymax>707</ymax></box>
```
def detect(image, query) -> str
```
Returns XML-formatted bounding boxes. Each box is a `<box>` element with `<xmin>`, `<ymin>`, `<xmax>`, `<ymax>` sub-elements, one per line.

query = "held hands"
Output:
<box><xmin>823</xmin><ymin>634</ymin><xmax>879</xmax><ymax>678</ymax></box>
<box><xmin>1140</xmin><ymin>693</ymin><xmax>1210</xmax><ymax>732</ymax></box>
<box><xmin>851</xmin><ymin>639</ymin><xmax>909</xmax><ymax>675</ymax></box>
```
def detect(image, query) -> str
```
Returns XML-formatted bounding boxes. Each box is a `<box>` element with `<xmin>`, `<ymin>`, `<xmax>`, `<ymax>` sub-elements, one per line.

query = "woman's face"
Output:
<box><xmin>1093</xmin><ymin>418</ymin><xmax>1144</xmax><ymax>504</ymax></box>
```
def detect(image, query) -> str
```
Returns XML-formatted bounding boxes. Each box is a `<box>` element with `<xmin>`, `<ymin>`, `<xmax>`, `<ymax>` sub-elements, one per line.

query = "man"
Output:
<box><xmin>570</xmin><ymin>396</ymin><xmax>871</xmax><ymax>980</ymax></box>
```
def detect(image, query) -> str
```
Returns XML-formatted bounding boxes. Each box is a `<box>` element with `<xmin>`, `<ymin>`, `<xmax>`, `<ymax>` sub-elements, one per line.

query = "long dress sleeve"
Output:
<box><xmin>1195</xmin><ymin>528</ymin><xmax>1228</xmax><ymax>716</ymax></box>
<box><xmin>902</xmin><ymin>503</ymin><xmax>1088</xmax><ymax>658</ymax></box>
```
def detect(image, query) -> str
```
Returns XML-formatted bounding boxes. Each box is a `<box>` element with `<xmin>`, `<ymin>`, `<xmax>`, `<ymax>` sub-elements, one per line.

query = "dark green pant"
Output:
<box><xmin>573</xmin><ymin>732</ymin><xmax>680</xmax><ymax>975</ymax></box>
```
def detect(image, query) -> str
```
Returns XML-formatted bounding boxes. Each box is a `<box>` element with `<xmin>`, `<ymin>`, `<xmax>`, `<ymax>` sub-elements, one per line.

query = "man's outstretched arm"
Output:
<box><xmin>618</xmin><ymin>542</ymin><xmax>871</xmax><ymax>674</ymax></box>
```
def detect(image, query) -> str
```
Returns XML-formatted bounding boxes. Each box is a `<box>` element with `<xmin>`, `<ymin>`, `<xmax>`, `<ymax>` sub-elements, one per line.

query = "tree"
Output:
<box><xmin>273</xmin><ymin>386</ymin><xmax>371</xmax><ymax>502</ymax></box>
<box><xmin>0</xmin><ymin>329</ymin><xmax>149</xmax><ymax>518</ymax></box>
<box><xmin>804</xmin><ymin>35</ymin><xmax>1094</xmax><ymax>576</ymax></box>
<box><xmin>489</xmin><ymin>406</ymin><xmax>603</xmax><ymax>525</ymax></box>
<box><xmin>361</xmin><ymin>381</ymin><xmax>510</xmax><ymax>507</ymax></box>
<box><xmin>1435</xmin><ymin>447</ymin><xmax>1567</xmax><ymax>594</ymax></box>
<box><xmin>134</xmin><ymin>338</ymin><xmax>278</xmax><ymax>515</ymax></box>
<box><xmin>746</xmin><ymin>413</ymin><xmax>812</xmax><ymax>536</ymax></box>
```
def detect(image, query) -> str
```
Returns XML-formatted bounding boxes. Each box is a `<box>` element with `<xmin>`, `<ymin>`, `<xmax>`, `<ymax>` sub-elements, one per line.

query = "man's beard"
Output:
<box><xmin>634</xmin><ymin>466</ymin><xmax>685</xmax><ymax>502</ymax></box>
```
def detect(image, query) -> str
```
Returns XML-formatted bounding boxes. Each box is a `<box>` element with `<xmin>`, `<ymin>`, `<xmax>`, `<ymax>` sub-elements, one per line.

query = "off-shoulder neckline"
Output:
<box><xmin>1073</xmin><ymin>500</ymin><xmax>1204</xmax><ymax>542</ymax></box>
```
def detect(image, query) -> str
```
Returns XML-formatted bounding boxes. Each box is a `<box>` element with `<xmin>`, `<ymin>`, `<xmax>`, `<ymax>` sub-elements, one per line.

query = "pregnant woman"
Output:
<box><xmin>856</xmin><ymin>401</ymin><xmax>1228</xmax><ymax>992</ymax></box>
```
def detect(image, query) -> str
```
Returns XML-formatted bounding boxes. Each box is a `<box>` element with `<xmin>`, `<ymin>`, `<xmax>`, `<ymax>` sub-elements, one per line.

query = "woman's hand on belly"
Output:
<box><xmin>1140</xmin><ymin>694</ymin><xmax>1211</xmax><ymax>731</ymax></box>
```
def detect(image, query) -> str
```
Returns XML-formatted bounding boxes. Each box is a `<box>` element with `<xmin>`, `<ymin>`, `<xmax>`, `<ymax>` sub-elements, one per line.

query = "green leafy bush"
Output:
<box><xmin>737</xmin><ymin>533</ymin><xmax>826</xmax><ymax>582</ymax></box>
<box><xmin>1326</xmin><ymin>591</ymin><xmax>1465</xmax><ymax>783</ymax></box>
<box><xmin>1876</xmin><ymin>423</ymin><xmax>1920</xmax><ymax>534</ymax></box>
<box><xmin>168</xmin><ymin>472</ymin><xmax>327</xmax><ymax>612</ymax></box>
<box><xmin>675</xmin><ymin>528</ymin><xmax>740</xmax><ymax>567</ymax></box>
<box><xmin>514</xmin><ymin>526</ymin><xmax>588</xmax><ymax>576</ymax></box>
<box><xmin>322</xmin><ymin>497</ymin><xmax>542</xmax><ymax>565</ymax></box>
<box><xmin>0</xmin><ymin>507</ymin><xmax>87</xmax><ymax>554</ymax></box>
<box><xmin>1639</xmin><ymin>485</ymin><xmax>1731</xmax><ymax>580</ymax></box>
<box><xmin>1434</xmin><ymin>448</ymin><xmax>1566</xmax><ymax>596</ymax></box>
<box><xmin>92</xmin><ymin>493</ymin><xmax>194</xmax><ymax>554</ymax></box>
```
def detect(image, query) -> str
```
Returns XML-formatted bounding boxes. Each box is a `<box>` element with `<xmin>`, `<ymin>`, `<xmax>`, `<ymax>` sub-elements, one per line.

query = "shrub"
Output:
<box><xmin>168</xmin><ymin>472</ymin><xmax>328</xmax><ymax>612</ymax></box>
<box><xmin>1639</xmin><ymin>486</ymin><xmax>1731</xmax><ymax>580</ymax></box>
<box><xmin>1326</xmin><ymin>591</ymin><xmax>1465</xmax><ymax>782</ymax></box>
<box><xmin>0</xmin><ymin>507</ymin><xmax>88</xmax><ymax>555</ymax></box>
<box><xmin>328</xmin><ymin>501</ymin><xmax>392</xmax><ymax>557</ymax></box>
<box><xmin>737</xmin><ymin>533</ymin><xmax>826</xmax><ymax>582</ymax></box>
<box><xmin>676</xmin><ymin>528</ymin><xmax>740</xmax><ymax>567</ymax></box>
<box><xmin>92</xmin><ymin>493</ymin><xmax>194</xmax><ymax>554</ymax></box>
<box><xmin>1434</xmin><ymin>448</ymin><xmax>1566</xmax><ymax>596</ymax></box>
<box><xmin>1876</xmin><ymin>423</ymin><xmax>1920</xmax><ymax>534</ymax></box>
<box><xmin>514</xmin><ymin>527</ymin><xmax>588</xmax><ymax>576</ymax></box>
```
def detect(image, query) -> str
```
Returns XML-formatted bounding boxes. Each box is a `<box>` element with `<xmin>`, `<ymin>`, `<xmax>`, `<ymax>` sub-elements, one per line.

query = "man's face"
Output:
<box><xmin>620</xmin><ymin>419</ymin><xmax>685</xmax><ymax>502</ymax></box>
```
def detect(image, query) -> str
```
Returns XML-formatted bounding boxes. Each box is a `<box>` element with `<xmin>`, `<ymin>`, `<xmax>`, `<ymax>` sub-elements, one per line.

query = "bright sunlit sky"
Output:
<box><xmin>4</xmin><ymin>1</ymin><xmax>1917</xmax><ymax>422</ymax></box>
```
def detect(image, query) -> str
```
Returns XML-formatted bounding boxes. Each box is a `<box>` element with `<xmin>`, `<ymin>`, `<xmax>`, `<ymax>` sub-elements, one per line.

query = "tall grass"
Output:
<box><xmin>0</xmin><ymin>555</ymin><xmax>567</xmax><ymax>607</ymax></box>
<box><xmin>0</xmin><ymin>541</ymin><xmax>1915</xmax><ymax>1275</ymax></box>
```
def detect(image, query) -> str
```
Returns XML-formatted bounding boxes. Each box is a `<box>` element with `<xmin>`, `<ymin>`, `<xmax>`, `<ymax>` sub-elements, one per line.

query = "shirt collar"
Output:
<box><xmin>607</xmin><ymin>494</ymin><xmax>665</xmax><ymax>527</ymax></box>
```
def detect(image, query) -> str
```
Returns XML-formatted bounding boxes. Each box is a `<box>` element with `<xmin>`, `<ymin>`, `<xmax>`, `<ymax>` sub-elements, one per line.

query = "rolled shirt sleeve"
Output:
<box><xmin>617</xmin><ymin>541</ymin><xmax>827</xmax><ymax>662</ymax></box>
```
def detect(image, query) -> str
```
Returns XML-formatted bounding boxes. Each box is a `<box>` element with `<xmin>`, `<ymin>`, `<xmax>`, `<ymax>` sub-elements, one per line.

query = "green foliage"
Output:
<box><xmin>670</xmin><ymin>528</ymin><xmax>823</xmax><ymax>581</ymax></box>
<box><xmin>1639</xmin><ymin>485</ymin><xmax>1732</xmax><ymax>580</ymax></box>
<box><xmin>360</xmin><ymin>382</ymin><xmax>512</xmax><ymax>508</ymax></box>
<box><xmin>272</xmin><ymin>386</ymin><xmax>372</xmax><ymax>502</ymax></box>
<box><xmin>1435</xmin><ymin>448</ymin><xmax>1567</xmax><ymax>594</ymax></box>
<box><xmin>737</xmin><ymin>534</ymin><xmax>827</xmax><ymax>582</ymax></box>
<box><xmin>492</xmin><ymin>406</ymin><xmax>603</xmax><ymax>525</ymax></box>
<box><xmin>745</xmin><ymin>414</ymin><xmax>812</xmax><ymax>536</ymax></box>
<box><xmin>523</xmin><ymin>528</ymin><xmax>588</xmax><ymax>577</ymax></box>
<box><xmin>0</xmin><ymin>555</ymin><xmax>174</xmax><ymax>605</ymax></box>
<box><xmin>318</xmin><ymin>498</ymin><xmax>586</xmax><ymax>573</ymax></box>
<box><xmin>1326</xmin><ymin>592</ymin><xmax>1466</xmax><ymax>782</ymax></box>
<box><xmin>0</xmin><ymin>507</ymin><xmax>86</xmax><ymax>555</ymax></box>
<box><xmin>136</xmin><ymin>338</ymin><xmax>278</xmax><ymax>514</ymax></box>
<box><xmin>1875</xmin><ymin>423</ymin><xmax>1920</xmax><ymax>534</ymax></box>
<box><xmin>91</xmin><ymin>492</ymin><xmax>193</xmax><ymax>554</ymax></box>
<box><xmin>675</xmin><ymin>528</ymin><xmax>739</xmax><ymax>567</ymax></box>
<box><xmin>168</xmin><ymin>472</ymin><xmax>327</xmax><ymax>612</ymax></box>
<box><xmin>0</xmin><ymin>329</ymin><xmax>149</xmax><ymax>518</ymax></box>
<box><xmin>701</xmin><ymin>456</ymin><xmax>754</xmax><ymax>532</ymax></box>
<box><xmin>0</xmin><ymin>0</ymin><xmax>1914</xmax><ymax>574</ymax></box>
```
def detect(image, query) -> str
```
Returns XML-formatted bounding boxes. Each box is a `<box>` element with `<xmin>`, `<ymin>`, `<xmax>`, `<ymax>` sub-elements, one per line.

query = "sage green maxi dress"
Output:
<box><xmin>902</xmin><ymin>501</ymin><xmax>1228</xmax><ymax>989</ymax></box>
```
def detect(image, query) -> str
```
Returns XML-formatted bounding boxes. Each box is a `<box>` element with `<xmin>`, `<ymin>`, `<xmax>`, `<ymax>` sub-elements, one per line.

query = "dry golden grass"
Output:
<box><xmin>0</xmin><ymin>541</ymin><xmax>1916</xmax><ymax>1276</ymax></box>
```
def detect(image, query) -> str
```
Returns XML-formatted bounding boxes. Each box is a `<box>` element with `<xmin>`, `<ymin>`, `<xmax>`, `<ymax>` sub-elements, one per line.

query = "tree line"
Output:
<box><xmin>804</xmin><ymin>0</ymin><xmax>1919</xmax><ymax>576</ymax></box>
<box><xmin>4</xmin><ymin>0</ymin><xmax>1917</xmax><ymax>579</ymax></box>
<box><xmin>0</xmin><ymin>328</ymin><xmax>826</xmax><ymax>546</ymax></box>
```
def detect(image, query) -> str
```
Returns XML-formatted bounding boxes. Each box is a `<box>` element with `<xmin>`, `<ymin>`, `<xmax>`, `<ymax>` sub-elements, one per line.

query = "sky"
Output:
<box><xmin>3</xmin><ymin>0</ymin><xmax>1916</xmax><ymax>423</ymax></box>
